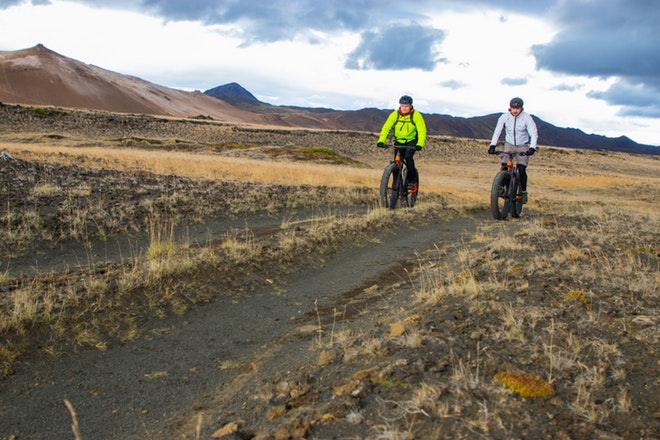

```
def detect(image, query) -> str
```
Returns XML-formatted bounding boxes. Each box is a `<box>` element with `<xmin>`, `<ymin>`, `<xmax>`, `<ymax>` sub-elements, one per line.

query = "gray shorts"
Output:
<box><xmin>502</xmin><ymin>142</ymin><xmax>530</xmax><ymax>166</ymax></box>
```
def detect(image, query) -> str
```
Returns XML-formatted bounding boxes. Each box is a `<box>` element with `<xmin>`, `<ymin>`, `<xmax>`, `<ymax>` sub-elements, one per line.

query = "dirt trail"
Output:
<box><xmin>1</xmin><ymin>209</ymin><xmax>488</xmax><ymax>440</ymax></box>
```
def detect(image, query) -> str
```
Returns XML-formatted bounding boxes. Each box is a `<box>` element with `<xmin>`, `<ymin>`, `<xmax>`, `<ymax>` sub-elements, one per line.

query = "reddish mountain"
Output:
<box><xmin>0</xmin><ymin>44</ymin><xmax>264</xmax><ymax>124</ymax></box>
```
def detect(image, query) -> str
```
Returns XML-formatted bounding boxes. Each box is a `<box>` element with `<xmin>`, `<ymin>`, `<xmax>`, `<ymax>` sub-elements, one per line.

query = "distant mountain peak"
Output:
<box><xmin>2</xmin><ymin>43</ymin><xmax>53</xmax><ymax>60</ymax></box>
<box><xmin>15</xmin><ymin>43</ymin><xmax>59</xmax><ymax>56</ymax></box>
<box><xmin>204</xmin><ymin>82</ymin><xmax>259</xmax><ymax>102</ymax></box>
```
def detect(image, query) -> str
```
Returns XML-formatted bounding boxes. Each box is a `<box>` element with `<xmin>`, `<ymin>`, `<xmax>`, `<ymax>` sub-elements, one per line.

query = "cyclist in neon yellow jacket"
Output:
<box><xmin>376</xmin><ymin>95</ymin><xmax>427</xmax><ymax>194</ymax></box>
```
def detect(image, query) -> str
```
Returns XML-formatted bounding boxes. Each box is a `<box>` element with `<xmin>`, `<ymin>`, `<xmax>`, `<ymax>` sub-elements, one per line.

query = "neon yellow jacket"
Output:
<box><xmin>377</xmin><ymin>108</ymin><xmax>427</xmax><ymax>148</ymax></box>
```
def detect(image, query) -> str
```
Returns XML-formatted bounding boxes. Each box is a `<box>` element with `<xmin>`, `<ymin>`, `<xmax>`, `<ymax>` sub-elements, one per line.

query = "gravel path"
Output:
<box><xmin>1</xmin><ymin>211</ymin><xmax>486</xmax><ymax>440</ymax></box>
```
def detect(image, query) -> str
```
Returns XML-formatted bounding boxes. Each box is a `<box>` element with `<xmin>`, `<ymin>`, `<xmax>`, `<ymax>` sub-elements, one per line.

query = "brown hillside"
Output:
<box><xmin>0</xmin><ymin>44</ymin><xmax>266</xmax><ymax>124</ymax></box>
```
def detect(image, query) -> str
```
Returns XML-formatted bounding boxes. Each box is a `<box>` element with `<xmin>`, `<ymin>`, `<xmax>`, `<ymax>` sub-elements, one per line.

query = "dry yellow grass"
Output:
<box><xmin>5</xmin><ymin>143</ymin><xmax>381</xmax><ymax>188</ymax></box>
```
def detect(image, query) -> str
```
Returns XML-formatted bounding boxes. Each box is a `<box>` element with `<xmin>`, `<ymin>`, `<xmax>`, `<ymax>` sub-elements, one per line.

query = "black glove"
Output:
<box><xmin>526</xmin><ymin>148</ymin><xmax>536</xmax><ymax>156</ymax></box>
<box><xmin>377</xmin><ymin>142</ymin><xmax>385</xmax><ymax>148</ymax></box>
<box><xmin>415</xmin><ymin>146</ymin><xmax>422</xmax><ymax>151</ymax></box>
<box><xmin>488</xmin><ymin>145</ymin><xmax>496</xmax><ymax>154</ymax></box>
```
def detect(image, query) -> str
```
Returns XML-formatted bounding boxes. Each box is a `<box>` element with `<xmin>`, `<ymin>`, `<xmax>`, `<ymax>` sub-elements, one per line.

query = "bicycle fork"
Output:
<box><xmin>396</xmin><ymin>153</ymin><xmax>410</xmax><ymax>193</ymax></box>
<box><xmin>389</xmin><ymin>153</ymin><xmax>406</xmax><ymax>208</ymax></box>
<box><xmin>503</xmin><ymin>159</ymin><xmax>520</xmax><ymax>201</ymax></box>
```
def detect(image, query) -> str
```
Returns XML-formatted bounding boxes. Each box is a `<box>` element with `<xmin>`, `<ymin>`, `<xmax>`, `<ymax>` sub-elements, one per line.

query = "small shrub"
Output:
<box><xmin>22</xmin><ymin>106</ymin><xmax>62</xmax><ymax>117</ymax></box>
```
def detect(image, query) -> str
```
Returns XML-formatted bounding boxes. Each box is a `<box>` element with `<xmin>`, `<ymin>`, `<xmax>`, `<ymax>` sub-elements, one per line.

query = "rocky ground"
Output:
<box><xmin>0</xmin><ymin>104</ymin><xmax>658</xmax><ymax>440</ymax></box>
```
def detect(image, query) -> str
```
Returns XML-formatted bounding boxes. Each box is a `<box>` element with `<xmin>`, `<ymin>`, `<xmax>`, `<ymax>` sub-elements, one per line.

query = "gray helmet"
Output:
<box><xmin>509</xmin><ymin>97</ymin><xmax>524</xmax><ymax>108</ymax></box>
<box><xmin>399</xmin><ymin>95</ymin><xmax>413</xmax><ymax>105</ymax></box>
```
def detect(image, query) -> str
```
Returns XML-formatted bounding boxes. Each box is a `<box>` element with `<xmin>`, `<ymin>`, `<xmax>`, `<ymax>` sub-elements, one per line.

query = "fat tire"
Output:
<box><xmin>491</xmin><ymin>170</ymin><xmax>511</xmax><ymax>220</ymax></box>
<box><xmin>380</xmin><ymin>162</ymin><xmax>400</xmax><ymax>209</ymax></box>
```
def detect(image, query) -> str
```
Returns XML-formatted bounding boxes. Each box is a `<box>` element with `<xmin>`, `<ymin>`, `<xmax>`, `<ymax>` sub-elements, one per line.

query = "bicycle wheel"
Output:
<box><xmin>510</xmin><ymin>177</ymin><xmax>524</xmax><ymax>218</ymax></box>
<box><xmin>380</xmin><ymin>162</ymin><xmax>400</xmax><ymax>209</ymax></box>
<box><xmin>490</xmin><ymin>170</ymin><xmax>512</xmax><ymax>220</ymax></box>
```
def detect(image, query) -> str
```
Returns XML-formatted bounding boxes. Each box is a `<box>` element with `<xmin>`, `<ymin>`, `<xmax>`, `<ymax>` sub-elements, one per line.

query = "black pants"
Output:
<box><xmin>394</xmin><ymin>143</ymin><xmax>417</xmax><ymax>184</ymax></box>
<box><xmin>517</xmin><ymin>164</ymin><xmax>527</xmax><ymax>191</ymax></box>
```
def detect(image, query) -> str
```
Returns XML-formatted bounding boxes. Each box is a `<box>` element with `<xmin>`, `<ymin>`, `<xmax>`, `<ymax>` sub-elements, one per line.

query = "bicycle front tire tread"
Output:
<box><xmin>380</xmin><ymin>162</ymin><xmax>400</xmax><ymax>209</ymax></box>
<box><xmin>491</xmin><ymin>170</ymin><xmax>511</xmax><ymax>220</ymax></box>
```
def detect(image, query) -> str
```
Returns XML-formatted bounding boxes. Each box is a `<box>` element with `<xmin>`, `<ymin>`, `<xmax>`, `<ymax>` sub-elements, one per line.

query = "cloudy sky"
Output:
<box><xmin>1</xmin><ymin>0</ymin><xmax>658</xmax><ymax>146</ymax></box>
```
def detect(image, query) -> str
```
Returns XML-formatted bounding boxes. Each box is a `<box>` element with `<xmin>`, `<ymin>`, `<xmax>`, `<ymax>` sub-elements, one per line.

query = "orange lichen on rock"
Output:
<box><xmin>494</xmin><ymin>370</ymin><xmax>554</xmax><ymax>397</ymax></box>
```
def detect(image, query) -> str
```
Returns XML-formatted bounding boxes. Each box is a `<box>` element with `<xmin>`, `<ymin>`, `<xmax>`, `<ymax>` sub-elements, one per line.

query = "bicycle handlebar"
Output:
<box><xmin>492</xmin><ymin>150</ymin><xmax>529</xmax><ymax>156</ymax></box>
<box><xmin>379</xmin><ymin>143</ymin><xmax>418</xmax><ymax>150</ymax></box>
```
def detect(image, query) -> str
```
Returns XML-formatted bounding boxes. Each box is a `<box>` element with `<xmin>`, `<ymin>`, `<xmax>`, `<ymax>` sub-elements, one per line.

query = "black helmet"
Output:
<box><xmin>509</xmin><ymin>97</ymin><xmax>524</xmax><ymax>108</ymax></box>
<box><xmin>399</xmin><ymin>95</ymin><xmax>413</xmax><ymax>105</ymax></box>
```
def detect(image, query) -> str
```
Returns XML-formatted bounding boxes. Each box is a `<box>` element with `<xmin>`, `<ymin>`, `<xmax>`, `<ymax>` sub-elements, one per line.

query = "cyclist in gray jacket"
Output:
<box><xmin>488</xmin><ymin>97</ymin><xmax>538</xmax><ymax>203</ymax></box>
